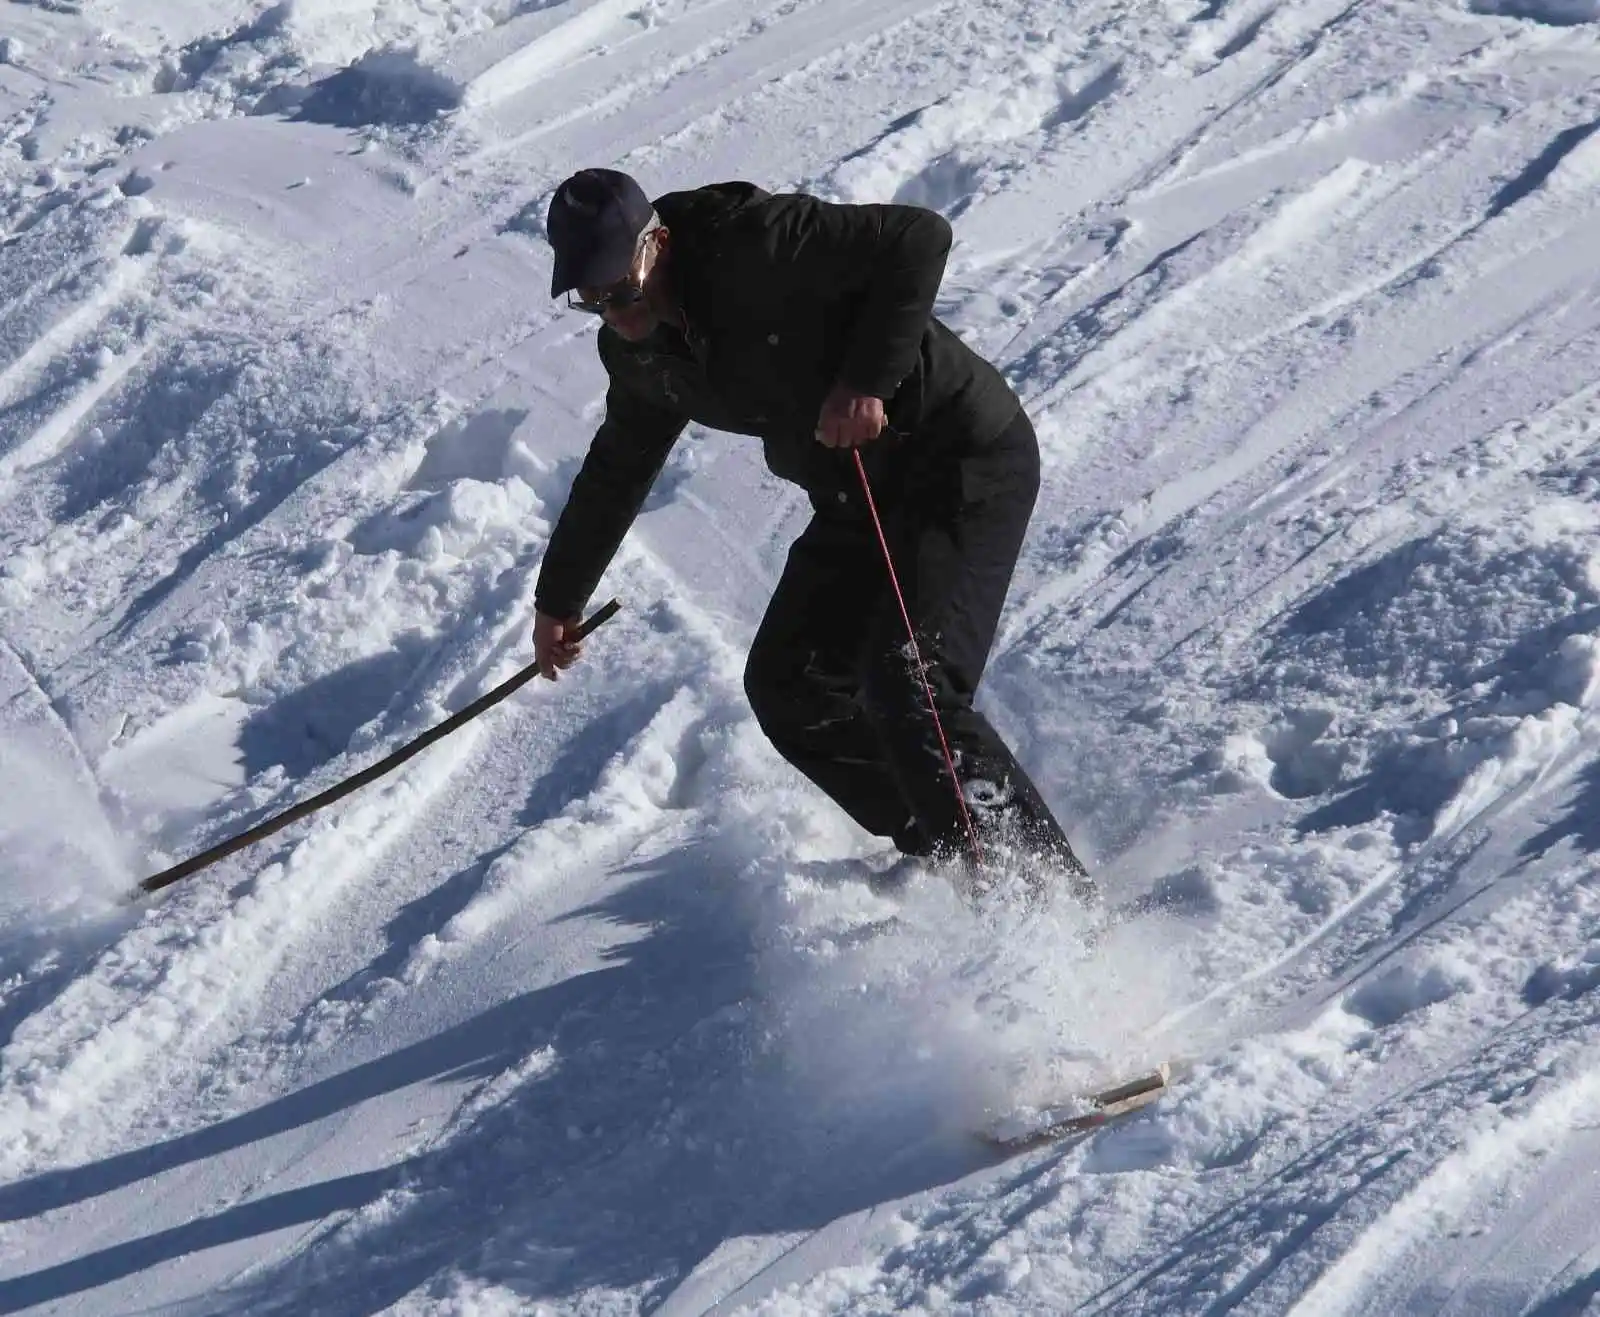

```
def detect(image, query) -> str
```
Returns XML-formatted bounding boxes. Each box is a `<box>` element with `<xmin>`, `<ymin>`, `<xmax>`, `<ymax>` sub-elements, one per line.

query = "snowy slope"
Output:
<box><xmin>2</xmin><ymin>0</ymin><xmax>1600</xmax><ymax>1311</ymax></box>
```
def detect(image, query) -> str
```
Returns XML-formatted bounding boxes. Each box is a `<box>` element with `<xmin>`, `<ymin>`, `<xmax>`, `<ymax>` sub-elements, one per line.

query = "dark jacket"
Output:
<box><xmin>534</xmin><ymin>182</ymin><xmax>1022</xmax><ymax>620</ymax></box>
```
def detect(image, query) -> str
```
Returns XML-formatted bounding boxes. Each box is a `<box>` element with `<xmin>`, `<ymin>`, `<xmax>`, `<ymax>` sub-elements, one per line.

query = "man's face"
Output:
<box><xmin>576</xmin><ymin>227</ymin><xmax>667</xmax><ymax>342</ymax></box>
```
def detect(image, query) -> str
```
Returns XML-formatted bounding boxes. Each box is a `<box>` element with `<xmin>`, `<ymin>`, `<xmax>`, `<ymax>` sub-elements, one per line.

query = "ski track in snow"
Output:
<box><xmin>2</xmin><ymin>0</ymin><xmax>1600</xmax><ymax>1311</ymax></box>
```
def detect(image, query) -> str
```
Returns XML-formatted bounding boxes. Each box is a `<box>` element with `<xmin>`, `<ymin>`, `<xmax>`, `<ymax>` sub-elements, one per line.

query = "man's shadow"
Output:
<box><xmin>0</xmin><ymin>837</ymin><xmax>986</xmax><ymax>1314</ymax></box>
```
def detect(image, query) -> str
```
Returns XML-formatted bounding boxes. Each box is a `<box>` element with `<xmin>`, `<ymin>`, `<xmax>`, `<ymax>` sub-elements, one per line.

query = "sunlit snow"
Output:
<box><xmin>3</xmin><ymin>0</ymin><xmax>1600</xmax><ymax>1311</ymax></box>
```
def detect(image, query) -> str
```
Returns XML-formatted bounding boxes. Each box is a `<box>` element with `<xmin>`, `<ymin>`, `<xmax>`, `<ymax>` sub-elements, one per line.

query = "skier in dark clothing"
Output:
<box><xmin>532</xmin><ymin>167</ymin><xmax>1091</xmax><ymax>900</ymax></box>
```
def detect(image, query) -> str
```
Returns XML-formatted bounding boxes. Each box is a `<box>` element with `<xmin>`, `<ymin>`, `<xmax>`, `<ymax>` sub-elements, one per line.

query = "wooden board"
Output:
<box><xmin>981</xmin><ymin>1061</ymin><xmax>1175</xmax><ymax>1150</ymax></box>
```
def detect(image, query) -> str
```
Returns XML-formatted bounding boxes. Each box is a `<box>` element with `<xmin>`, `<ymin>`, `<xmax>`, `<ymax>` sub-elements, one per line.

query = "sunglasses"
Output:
<box><xmin>567</xmin><ymin>283</ymin><xmax>647</xmax><ymax>316</ymax></box>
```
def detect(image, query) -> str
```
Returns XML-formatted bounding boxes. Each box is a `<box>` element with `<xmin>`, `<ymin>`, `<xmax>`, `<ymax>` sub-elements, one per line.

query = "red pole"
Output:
<box><xmin>851</xmin><ymin>450</ymin><xmax>984</xmax><ymax>866</ymax></box>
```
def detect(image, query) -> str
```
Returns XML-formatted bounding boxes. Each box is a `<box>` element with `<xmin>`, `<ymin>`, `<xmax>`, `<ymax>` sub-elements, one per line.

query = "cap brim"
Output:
<box><xmin>551</xmin><ymin>246</ymin><xmax>634</xmax><ymax>299</ymax></box>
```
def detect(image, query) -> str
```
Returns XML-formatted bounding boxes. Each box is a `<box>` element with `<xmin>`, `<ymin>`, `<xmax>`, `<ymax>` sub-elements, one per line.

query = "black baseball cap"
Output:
<box><xmin>547</xmin><ymin>168</ymin><xmax>655</xmax><ymax>298</ymax></box>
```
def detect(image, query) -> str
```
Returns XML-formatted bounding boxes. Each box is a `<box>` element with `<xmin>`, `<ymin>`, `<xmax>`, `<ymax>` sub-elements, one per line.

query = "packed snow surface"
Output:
<box><xmin>3</xmin><ymin>0</ymin><xmax>1600</xmax><ymax>1311</ymax></box>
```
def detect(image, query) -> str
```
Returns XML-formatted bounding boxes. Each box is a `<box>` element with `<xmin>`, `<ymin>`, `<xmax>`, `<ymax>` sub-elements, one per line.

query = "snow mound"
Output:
<box><xmin>1523</xmin><ymin>943</ymin><xmax>1600</xmax><ymax>1004</ymax></box>
<box><xmin>1344</xmin><ymin>954</ymin><xmax>1479</xmax><ymax>1029</ymax></box>
<box><xmin>1243</xmin><ymin>499</ymin><xmax>1600</xmax><ymax>840</ymax></box>
<box><xmin>1469</xmin><ymin>0</ymin><xmax>1599</xmax><ymax>23</ymax></box>
<box><xmin>297</xmin><ymin>50</ymin><xmax>465</xmax><ymax>128</ymax></box>
<box><xmin>822</xmin><ymin>55</ymin><xmax>1121</xmax><ymax>214</ymax></box>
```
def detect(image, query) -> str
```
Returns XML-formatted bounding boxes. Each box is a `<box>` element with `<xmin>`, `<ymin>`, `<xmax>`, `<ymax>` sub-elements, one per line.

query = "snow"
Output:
<box><xmin>2</xmin><ymin>0</ymin><xmax>1600</xmax><ymax>1311</ymax></box>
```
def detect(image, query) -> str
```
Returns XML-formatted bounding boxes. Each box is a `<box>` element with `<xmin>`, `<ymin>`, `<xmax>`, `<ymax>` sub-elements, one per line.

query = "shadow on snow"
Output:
<box><xmin>0</xmin><ymin>839</ymin><xmax>980</xmax><ymax>1313</ymax></box>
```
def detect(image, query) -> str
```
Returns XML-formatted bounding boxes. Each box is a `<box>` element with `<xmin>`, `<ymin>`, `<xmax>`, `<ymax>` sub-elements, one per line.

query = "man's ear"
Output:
<box><xmin>643</xmin><ymin>225</ymin><xmax>670</xmax><ymax>288</ymax></box>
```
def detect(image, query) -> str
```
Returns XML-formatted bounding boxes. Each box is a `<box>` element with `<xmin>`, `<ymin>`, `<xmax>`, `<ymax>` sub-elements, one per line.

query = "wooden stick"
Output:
<box><xmin>983</xmin><ymin>1062</ymin><xmax>1175</xmax><ymax>1150</ymax></box>
<box><xmin>135</xmin><ymin>599</ymin><xmax>622</xmax><ymax>896</ymax></box>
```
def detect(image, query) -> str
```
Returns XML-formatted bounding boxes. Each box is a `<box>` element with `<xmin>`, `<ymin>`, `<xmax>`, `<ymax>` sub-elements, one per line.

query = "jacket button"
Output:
<box><xmin>836</xmin><ymin>491</ymin><xmax>848</xmax><ymax>504</ymax></box>
<box><xmin>767</xmin><ymin>333</ymin><xmax>780</xmax><ymax>345</ymax></box>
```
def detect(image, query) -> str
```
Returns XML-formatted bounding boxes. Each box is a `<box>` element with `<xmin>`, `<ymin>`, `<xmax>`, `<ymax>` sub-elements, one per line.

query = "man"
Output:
<box><xmin>532</xmin><ymin>167</ymin><xmax>1091</xmax><ymax>901</ymax></box>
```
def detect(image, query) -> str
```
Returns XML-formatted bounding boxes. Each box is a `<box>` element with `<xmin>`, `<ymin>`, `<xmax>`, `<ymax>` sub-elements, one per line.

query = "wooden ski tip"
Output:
<box><xmin>979</xmin><ymin>1061</ymin><xmax>1177</xmax><ymax>1150</ymax></box>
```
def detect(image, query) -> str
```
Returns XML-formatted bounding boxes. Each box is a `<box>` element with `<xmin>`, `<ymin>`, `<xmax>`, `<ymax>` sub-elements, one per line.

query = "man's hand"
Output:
<box><xmin>815</xmin><ymin>384</ymin><xmax>887</xmax><ymax>448</ymax></box>
<box><xmin>533</xmin><ymin>611</ymin><xmax>584</xmax><ymax>680</ymax></box>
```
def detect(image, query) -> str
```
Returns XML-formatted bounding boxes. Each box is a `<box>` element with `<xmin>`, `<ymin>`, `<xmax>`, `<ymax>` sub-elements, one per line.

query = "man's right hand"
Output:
<box><xmin>534</xmin><ymin>611</ymin><xmax>584</xmax><ymax>680</ymax></box>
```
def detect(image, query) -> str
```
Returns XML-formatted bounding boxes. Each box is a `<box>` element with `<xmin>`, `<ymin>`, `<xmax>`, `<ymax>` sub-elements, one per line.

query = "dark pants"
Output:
<box><xmin>744</xmin><ymin>410</ymin><xmax>1085</xmax><ymax>880</ymax></box>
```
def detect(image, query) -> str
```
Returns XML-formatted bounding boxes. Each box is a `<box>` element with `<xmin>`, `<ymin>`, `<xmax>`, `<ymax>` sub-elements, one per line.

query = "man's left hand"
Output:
<box><xmin>816</xmin><ymin>384</ymin><xmax>887</xmax><ymax>448</ymax></box>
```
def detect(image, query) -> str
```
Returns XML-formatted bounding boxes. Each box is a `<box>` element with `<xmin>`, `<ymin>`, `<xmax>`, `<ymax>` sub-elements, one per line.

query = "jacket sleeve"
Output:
<box><xmin>534</xmin><ymin>342</ymin><xmax>687</xmax><ymax>620</ymax></box>
<box><xmin>777</xmin><ymin>196</ymin><xmax>953</xmax><ymax>400</ymax></box>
